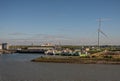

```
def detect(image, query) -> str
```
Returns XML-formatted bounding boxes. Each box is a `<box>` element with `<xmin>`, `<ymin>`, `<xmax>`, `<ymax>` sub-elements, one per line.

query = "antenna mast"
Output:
<box><xmin>98</xmin><ymin>18</ymin><xmax>101</xmax><ymax>49</ymax></box>
<box><xmin>97</xmin><ymin>18</ymin><xmax>109</xmax><ymax>50</ymax></box>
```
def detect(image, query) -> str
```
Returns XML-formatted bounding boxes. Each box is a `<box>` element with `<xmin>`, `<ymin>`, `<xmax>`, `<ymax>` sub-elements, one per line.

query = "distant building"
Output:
<box><xmin>0</xmin><ymin>44</ymin><xmax>2</xmax><ymax>50</ymax></box>
<box><xmin>85</xmin><ymin>48</ymin><xmax>90</xmax><ymax>51</ymax></box>
<box><xmin>41</xmin><ymin>43</ymin><xmax>54</xmax><ymax>46</ymax></box>
<box><xmin>28</xmin><ymin>46</ymin><xmax>54</xmax><ymax>50</ymax></box>
<box><xmin>2</xmin><ymin>43</ymin><xmax>9</xmax><ymax>50</ymax></box>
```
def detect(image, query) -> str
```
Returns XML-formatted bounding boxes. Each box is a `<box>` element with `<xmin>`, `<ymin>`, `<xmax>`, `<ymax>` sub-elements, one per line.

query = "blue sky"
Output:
<box><xmin>0</xmin><ymin>0</ymin><xmax>120</xmax><ymax>45</ymax></box>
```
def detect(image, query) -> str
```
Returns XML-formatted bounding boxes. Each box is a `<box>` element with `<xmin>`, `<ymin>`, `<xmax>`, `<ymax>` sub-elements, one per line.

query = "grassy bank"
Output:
<box><xmin>31</xmin><ymin>56</ymin><xmax>120</xmax><ymax>64</ymax></box>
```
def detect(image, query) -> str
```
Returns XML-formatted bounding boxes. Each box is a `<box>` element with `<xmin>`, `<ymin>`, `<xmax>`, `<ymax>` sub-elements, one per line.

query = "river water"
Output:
<box><xmin>0</xmin><ymin>53</ymin><xmax>120</xmax><ymax>81</ymax></box>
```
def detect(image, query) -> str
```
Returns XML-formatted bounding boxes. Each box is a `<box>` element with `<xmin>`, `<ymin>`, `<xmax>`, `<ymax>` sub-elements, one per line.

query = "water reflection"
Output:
<box><xmin>0</xmin><ymin>53</ymin><xmax>42</xmax><ymax>62</ymax></box>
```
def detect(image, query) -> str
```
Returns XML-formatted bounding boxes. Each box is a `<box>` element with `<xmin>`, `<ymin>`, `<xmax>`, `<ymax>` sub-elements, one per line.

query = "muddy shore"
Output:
<box><xmin>31</xmin><ymin>56</ymin><xmax>120</xmax><ymax>64</ymax></box>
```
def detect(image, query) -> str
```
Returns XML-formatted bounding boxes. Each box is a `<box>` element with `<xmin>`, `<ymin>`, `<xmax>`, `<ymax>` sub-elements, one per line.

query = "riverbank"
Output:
<box><xmin>31</xmin><ymin>56</ymin><xmax>120</xmax><ymax>64</ymax></box>
<box><xmin>0</xmin><ymin>50</ymin><xmax>15</xmax><ymax>54</ymax></box>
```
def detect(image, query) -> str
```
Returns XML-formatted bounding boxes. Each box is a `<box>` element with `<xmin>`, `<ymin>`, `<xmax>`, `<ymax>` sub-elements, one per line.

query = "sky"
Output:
<box><xmin>0</xmin><ymin>0</ymin><xmax>120</xmax><ymax>45</ymax></box>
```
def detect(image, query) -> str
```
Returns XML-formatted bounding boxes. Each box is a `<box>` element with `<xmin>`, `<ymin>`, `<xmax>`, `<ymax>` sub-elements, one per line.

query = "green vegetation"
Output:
<box><xmin>61</xmin><ymin>45</ymin><xmax>82</xmax><ymax>50</ymax></box>
<box><xmin>31</xmin><ymin>51</ymin><xmax>120</xmax><ymax>64</ymax></box>
<box><xmin>31</xmin><ymin>56</ymin><xmax>120</xmax><ymax>64</ymax></box>
<box><xmin>88</xmin><ymin>50</ymin><xmax>101</xmax><ymax>54</ymax></box>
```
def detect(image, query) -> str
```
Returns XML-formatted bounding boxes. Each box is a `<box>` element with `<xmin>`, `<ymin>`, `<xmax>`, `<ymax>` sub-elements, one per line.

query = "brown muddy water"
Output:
<box><xmin>0</xmin><ymin>54</ymin><xmax>120</xmax><ymax>81</ymax></box>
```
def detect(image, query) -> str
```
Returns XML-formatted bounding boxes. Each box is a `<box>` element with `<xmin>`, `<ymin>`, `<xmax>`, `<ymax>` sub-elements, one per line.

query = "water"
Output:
<box><xmin>0</xmin><ymin>53</ymin><xmax>120</xmax><ymax>81</ymax></box>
